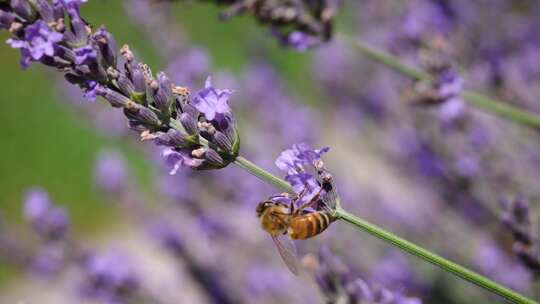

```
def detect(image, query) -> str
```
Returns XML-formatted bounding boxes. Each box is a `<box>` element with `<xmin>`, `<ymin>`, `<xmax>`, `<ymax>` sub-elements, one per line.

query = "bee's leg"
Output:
<box><xmin>290</xmin><ymin>184</ymin><xmax>310</xmax><ymax>213</ymax></box>
<box><xmin>295</xmin><ymin>186</ymin><xmax>309</xmax><ymax>201</ymax></box>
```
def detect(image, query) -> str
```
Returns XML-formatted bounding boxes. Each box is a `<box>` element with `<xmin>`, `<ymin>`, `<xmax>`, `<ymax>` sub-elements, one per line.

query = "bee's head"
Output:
<box><xmin>256</xmin><ymin>201</ymin><xmax>274</xmax><ymax>218</ymax></box>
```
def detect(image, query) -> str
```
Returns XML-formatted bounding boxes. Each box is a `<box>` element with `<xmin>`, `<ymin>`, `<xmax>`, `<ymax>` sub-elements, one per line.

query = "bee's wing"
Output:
<box><xmin>321</xmin><ymin>183</ymin><xmax>339</xmax><ymax>210</ymax></box>
<box><xmin>271</xmin><ymin>234</ymin><xmax>299</xmax><ymax>275</ymax></box>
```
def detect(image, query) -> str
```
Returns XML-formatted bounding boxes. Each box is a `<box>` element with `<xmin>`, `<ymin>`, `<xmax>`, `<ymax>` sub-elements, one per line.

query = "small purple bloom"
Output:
<box><xmin>148</xmin><ymin>221</ymin><xmax>184</xmax><ymax>253</ymax></box>
<box><xmin>23</xmin><ymin>188</ymin><xmax>50</xmax><ymax>222</ymax></box>
<box><xmin>6</xmin><ymin>38</ymin><xmax>32</xmax><ymax>68</ymax></box>
<box><xmin>23</xmin><ymin>188</ymin><xmax>69</xmax><ymax>240</ymax></box>
<box><xmin>276</xmin><ymin>143</ymin><xmax>330</xmax><ymax>205</ymax></box>
<box><xmin>192</xmin><ymin>77</ymin><xmax>233</xmax><ymax>121</ymax></box>
<box><xmin>29</xmin><ymin>242</ymin><xmax>67</xmax><ymax>276</ymax></box>
<box><xmin>80</xmin><ymin>249</ymin><xmax>140</xmax><ymax>303</ymax></box>
<box><xmin>276</xmin><ymin>143</ymin><xmax>329</xmax><ymax>175</ymax></box>
<box><xmin>74</xmin><ymin>44</ymin><xmax>97</xmax><ymax>65</ymax></box>
<box><xmin>288</xmin><ymin>31</ymin><xmax>318</xmax><ymax>52</ymax></box>
<box><xmin>83</xmin><ymin>80</ymin><xmax>99</xmax><ymax>102</ymax></box>
<box><xmin>24</xmin><ymin>20</ymin><xmax>62</xmax><ymax>60</ymax></box>
<box><xmin>94</xmin><ymin>149</ymin><xmax>128</xmax><ymax>194</ymax></box>
<box><xmin>162</xmin><ymin>148</ymin><xmax>204</xmax><ymax>174</ymax></box>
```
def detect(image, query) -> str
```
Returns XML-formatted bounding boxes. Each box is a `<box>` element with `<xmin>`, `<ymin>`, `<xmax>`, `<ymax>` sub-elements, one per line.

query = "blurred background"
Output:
<box><xmin>1</xmin><ymin>0</ymin><xmax>540</xmax><ymax>303</ymax></box>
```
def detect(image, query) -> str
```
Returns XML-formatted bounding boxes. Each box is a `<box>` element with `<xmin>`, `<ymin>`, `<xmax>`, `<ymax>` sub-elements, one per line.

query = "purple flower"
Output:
<box><xmin>83</xmin><ymin>80</ymin><xmax>99</xmax><ymax>101</ymax></box>
<box><xmin>23</xmin><ymin>188</ymin><xmax>69</xmax><ymax>240</ymax></box>
<box><xmin>148</xmin><ymin>221</ymin><xmax>184</xmax><ymax>253</ymax></box>
<box><xmin>80</xmin><ymin>249</ymin><xmax>140</xmax><ymax>303</ymax></box>
<box><xmin>247</xmin><ymin>266</ymin><xmax>293</xmax><ymax>297</ymax></box>
<box><xmin>29</xmin><ymin>242</ymin><xmax>67</xmax><ymax>276</ymax></box>
<box><xmin>288</xmin><ymin>31</ymin><xmax>319</xmax><ymax>52</ymax></box>
<box><xmin>94</xmin><ymin>149</ymin><xmax>128</xmax><ymax>194</ymax></box>
<box><xmin>276</xmin><ymin>143</ymin><xmax>329</xmax><ymax>175</ymax></box>
<box><xmin>74</xmin><ymin>44</ymin><xmax>97</xmax><ymax>65</ymax></box>
<box><xmin>162</xmin><ymin>148</ymin><xmax>204</xmax><ymax>173</ymax></box>
<box><xmin>6</xmin><ymin>38</ymin><xmax>32</xmax><ymax>68</ymax></box>
<box><xmin>192</xmin><ymin>77</ymin><xmax>233</xmax><ymax>121</ymax></box>
<box><xmin>275</xmin><ymin>143</ymin><xmax>332</xmax><ymax>207</ymax></box>
<box><xmin>24</xmin><ymin>20</ymin><xmax>62</xmax><ymax>59</ymax></box>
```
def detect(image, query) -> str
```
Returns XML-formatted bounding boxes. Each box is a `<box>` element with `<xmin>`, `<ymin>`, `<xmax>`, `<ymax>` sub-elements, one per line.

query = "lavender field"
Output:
<box><xmin>0</xmin><ymin>1</ymin><xmax>539</xmax><ymax>303</ymax></box>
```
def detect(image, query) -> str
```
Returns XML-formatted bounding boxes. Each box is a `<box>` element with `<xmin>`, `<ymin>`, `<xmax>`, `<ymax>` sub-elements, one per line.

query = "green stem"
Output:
<box><xmin>233</xmin><ymin>155</ymin><xmax>538</xmax><ymax>304</ymax></box>
<box><xmin>341</xmin><ymin>35</ymin><xmax>540</xmax><ymax>130</ymax></box>
<box><xmin>233</xmin><ymin>156</ymin><xmax>295</xmax><ymax>194</ymax></box>
<box><xmin>335</xmin><ymin>207</ymin><xmax>537</xmax><ymax>304</ymax></box>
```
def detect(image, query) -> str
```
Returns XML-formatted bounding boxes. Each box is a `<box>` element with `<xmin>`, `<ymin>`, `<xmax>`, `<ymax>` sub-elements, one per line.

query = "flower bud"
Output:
<box><xmin>124</xmin><ymin>105</ymin><xmax>161</xmax><ymax>127</ymax></box>
<box><xmin>34</xmin><ymin>0</ymin><xmax>55</xmax><ymax>24</ymax></box>
<box><xmin>11</xmin><ymin>0</ymin><xmax>34</xmax><ymax>21</ymax></box>
<box><xmin>154</xmin><ymin>129</ymin><xmax>191</xmax><ymax>148</ymax></box>
<box><xmin>126</xmin><ymin>61</ymin><xmax>146</xmax><ymax>94</ymax></box>
<box><xmin>64</xmin><ymin>14</ymin><xmax>89</xmax><ymax>48</ymax></box>
<box><xmin>96</xmin><ymin>87</ymin><xmax>130</xmax><ymax>108</ymax></box>
<box><xmin>153</xmin><ymin>72</ymin><xmax>173</xmax><ymax>115</ymax></box>
<box><xmin>0</xmin><ymin>11</ymin><xmax>15</xmax><ymax>30</ymax></box>
<box><xmin>180</xmin><ymin>112</ymin><xmax>199</xmax><ymax>135</ymax></box>
<box><xmin>214</xmin><ymin>131</ymin><xmax>232</xmax><ymax>152</ymax></box>
<box><xmin>92</xmin><ymin>26</ymin><xmax>117</xmax><ymax>67</ymax></box>
<box><xmin>204</xmin><ymin>148</ymin><xmax>224</xmax><ymax>165</ymax></box>
<box><xmin>117</xmin><ymin>73</ymin><xmax>136</xmax><ymax>97</ymax></box>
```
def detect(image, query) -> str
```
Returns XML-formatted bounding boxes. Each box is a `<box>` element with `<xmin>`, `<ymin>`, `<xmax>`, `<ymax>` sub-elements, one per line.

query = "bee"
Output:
<box><xmin>256</xmin><ymin>186</ymin><xmax>336</xmax><ymax>275</ymax></box>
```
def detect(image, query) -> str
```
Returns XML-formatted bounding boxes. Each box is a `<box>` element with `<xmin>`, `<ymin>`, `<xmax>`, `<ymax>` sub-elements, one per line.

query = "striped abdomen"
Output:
<box><xmin>288</xmin><ymin>211</ymin><xmax>335</xmax><ymax>240</ymax></box>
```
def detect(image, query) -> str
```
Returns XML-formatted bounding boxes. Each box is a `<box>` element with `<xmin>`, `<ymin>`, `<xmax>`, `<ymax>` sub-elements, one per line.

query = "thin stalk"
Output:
<box><xmin>340</xmin><ymin>35</ymin><xmax>540</xmax><ymax>130</ymax></box>
<box><xmin>335</xmin><ymin>207</ymin><xmax>537</xmax><ymax>304</ymax></box>
<box><xmin>233</xmin><ymin>156</ymin><xmax>295</xmax><ymax>194</ymax></box>
<box><xmin>233</xmin><ymin>155</ymin><xmax>538</xmax><ymax>304</ymax></box>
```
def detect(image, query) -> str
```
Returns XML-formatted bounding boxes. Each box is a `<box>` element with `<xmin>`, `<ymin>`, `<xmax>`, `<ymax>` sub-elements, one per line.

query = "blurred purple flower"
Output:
<box><xmin>80</xmin><ymin>249</ymin><xmax>140</xmax><ymax>304</ymax></box>
<box><xmin>29</xmin><ymin>242</ymin><xmax>67</xmax><ymax>276</ymax></box>
<box><xmin>23</xmin><ymin>188</ymin><xmax>69</xmax><ymax>240</ymax></box>
<box><xmin>247</xmin><ymin>265</ymin><xmax>293</xmax><ymax>297</ymax></box>
<box><xmin>287</xmin><ymin>31</ymin><xmax>319</xmax><ymax>52</ymax></box>
<box><xmin>315</xmin><ymin>246</ymin><xmax>422</xmax><ymax>304</ymax></box>
<box><xmin>94</xmin><ymin>149</ymin><xmax>128</xmax><ymax>194</ymax></box>
<box><xmin>474</xmin><ymin>240</ymin><xmax>531</xmax><ymax>291</ymax></box>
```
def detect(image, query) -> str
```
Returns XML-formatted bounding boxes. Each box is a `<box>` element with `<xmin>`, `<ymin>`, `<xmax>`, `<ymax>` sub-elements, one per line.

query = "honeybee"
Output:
<box><xmin>256</xmin><ymin>186</ymin><xmax>336</xmax><ymax>275</ymax></box>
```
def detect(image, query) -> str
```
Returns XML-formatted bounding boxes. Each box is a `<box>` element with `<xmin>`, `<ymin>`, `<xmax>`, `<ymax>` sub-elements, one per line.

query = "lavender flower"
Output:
<box><xmin>2</xmin><ymin>0</ymin><xmax>240</xmax><ymax>172</ymax></box>
<box><xmin>79</xmin><ymin>249</ymin><xmax>141</xmax><ymax>304</ymax></box>
<box><xmin>192</xmin><ymin>77</ymin><xmax>233</xmax><ymax>121</ymax></box>
<box><xmin>149</xmin><ymin>221</ymin><xmax>240</xmax><ymax>304</ymax></box>
<box><xmin>275</xmin><ymin>143</ymin><xmax>330</xmax><ymax>205</ymax></box>
<box><xmin>213</xmin><ymin>0</ymin><xmax>340</xmax><ymax>50</ymax></box>
<box><xmin>94</xmin><ymin>149</ymin><xmax>128</xmax><ymax>194</ymax></box>
<box><xmin>29</xmin><ymin>242</ymin><xmax>67</xmax><ymax>276</ymax></box>
<box><xmin>499</xmin><ymin>197</ymin><xmax>540</xmax><ymax>276</ymax></box>
<box><xmin>23</xmin><ymin>188</ymin><xmax>69</xmax><ymax>241</ymax></box>
<box><xmin>311</xmin><ymin>246</ymin><xmax>422</xmax><ymax>304</ymax></box>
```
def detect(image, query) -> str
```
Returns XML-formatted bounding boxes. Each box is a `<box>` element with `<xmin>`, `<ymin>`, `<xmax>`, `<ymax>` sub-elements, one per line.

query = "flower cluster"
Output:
<box><xmin>2</xmin><ymin>0</ymin><xmax>240</xmax><ymax>172</ymax></box>
<box><xmin>78</xmin><ymin>250</ymin><xmax>141</xmax><ymax>304</ymax></box>
<box><xmin>22</xmin><ymin>188</ymin><xmax>71</xmax><ymax>276</ymax></box>
<box><xmin>308</xmin><ymin>247</ymin><xmax>422</xmax><ymax>304</ymax></box>
<box><xmin>165</xmin><ymin>0</ymin><xmax>340</xmax><ymax>51</ymax></box>
<box><xmin>500</xmin><ymin>197</ymin><xmax>540</xmax><ymax>276</ymax></box>
<box><xmin>275</xmin><ymin>143</ymin><xmax>336</xmax><ymax>208</ymax></box>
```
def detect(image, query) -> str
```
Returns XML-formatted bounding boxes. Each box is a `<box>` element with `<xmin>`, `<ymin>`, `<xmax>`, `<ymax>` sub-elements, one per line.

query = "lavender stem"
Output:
<box><xmin>234</xmin><ymin>154</ymin><xmax>538</xmax><ymax>304</ymax></box>
<box><xmin>339</xmin><ymin>34</ymin><xmax>540</xmax><ymax>130</ymax></box>
<box><xmin>233</xmin><ymin>156</ymin><xmax>295</xmax><ymax>194</ymax></box>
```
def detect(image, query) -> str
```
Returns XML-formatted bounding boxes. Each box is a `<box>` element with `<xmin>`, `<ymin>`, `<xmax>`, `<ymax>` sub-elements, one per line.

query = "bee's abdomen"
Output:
<box><xmin>288</xmin><ymin>211</ymin><xmax>334</xmax><ymax>240</ymax></box>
